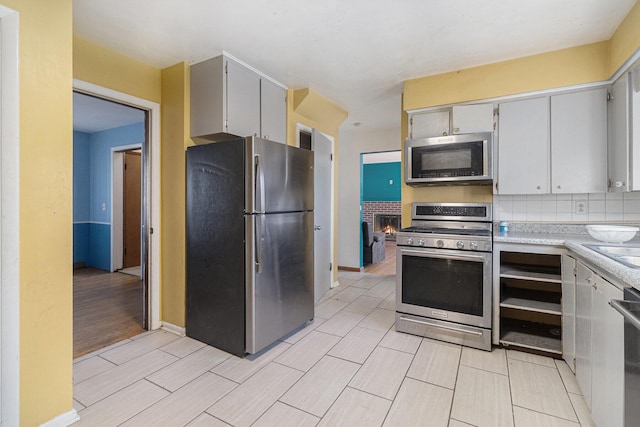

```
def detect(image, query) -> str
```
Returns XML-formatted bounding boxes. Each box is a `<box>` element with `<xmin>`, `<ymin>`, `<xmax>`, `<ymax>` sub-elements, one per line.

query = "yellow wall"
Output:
<box><xmin>609</xmin><ymin>0</ymin><xmax>640</xmax><ymax>75</ymax></box>
<box><xmin>161</xmin><ymin>62</ymin><xmax>191</xmax><ymax>326</ymax></box>
<box><xmin>287</xmin><ymin>88</ymin><xmax>348</xmax><ymax>282</ymax></box>
<box><xmin>7</xmin><ymin>0</ymin><xmax>74</xmax><ymax>425</ymax></box>
<box><xmin>74</xmin><ymin>35</ymin><xmax>161</xmax><ymax>103</ymax></box>
<box><xmin>404</xmin><ymin>41</ymin><xmax>609</xmax><ymax>111</ymax></box>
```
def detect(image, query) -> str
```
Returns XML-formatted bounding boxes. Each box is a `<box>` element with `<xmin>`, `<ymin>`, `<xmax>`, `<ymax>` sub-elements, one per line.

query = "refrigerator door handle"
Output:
<box><xmin>255</xmin><ymin>154</ymin><xmax>266</xmax><ymax>214</ymax></box>
<box><xmin>255</xmin><ymin>214</ymin><xmax>265</xmax><ymax>274</ymax></box>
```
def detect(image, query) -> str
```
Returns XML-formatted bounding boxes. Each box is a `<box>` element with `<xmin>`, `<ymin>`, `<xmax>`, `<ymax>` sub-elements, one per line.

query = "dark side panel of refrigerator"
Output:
<box><xmin>186</xmin><ymin>140</ymin><xmax>246</xmax><ymax>356</ymax></box>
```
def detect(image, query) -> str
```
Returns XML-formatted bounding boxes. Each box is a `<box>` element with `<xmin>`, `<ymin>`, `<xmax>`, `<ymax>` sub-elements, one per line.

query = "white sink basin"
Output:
<box><xmin>584</xmin><ymin>243</ymin><xmax>640</xmax><ymax>268</ymax></box>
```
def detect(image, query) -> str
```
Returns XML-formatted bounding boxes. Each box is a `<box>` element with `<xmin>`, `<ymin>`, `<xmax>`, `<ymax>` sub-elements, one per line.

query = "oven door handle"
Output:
<box><xmin>400</xmin><ymin>249</ymin><xmax>487</xmax><ymax>263</ymax></box>
<box><xmin>399</xmin><ymin>315</ymin><xmax>484</xmax><ymax>336</ymax></box>
<box><xmin>610</xmin><ymin>299</ymin><xmax>640</xmax><ymax>331</ymax></box>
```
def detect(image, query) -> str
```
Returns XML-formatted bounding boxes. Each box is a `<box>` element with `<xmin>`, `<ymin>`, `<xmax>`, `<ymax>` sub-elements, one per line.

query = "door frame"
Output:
<box><xmin>0</xmin><ymin>6</ymin><xmax>19</xmax><ymax>426</ymax></box>
<box><xmin>74</xmin><ymin>79</ymin><xmax>161</xmax><ymax>330</ymax></box>
<box><xmin>111</xmin><ymin>144</ymin><xmax>142</xmax><ymax>272</ymax></box>
<box><xmin>296</xmin><ymin>123</ymin><xmax>337</xmax><ymax>289</ymax></box>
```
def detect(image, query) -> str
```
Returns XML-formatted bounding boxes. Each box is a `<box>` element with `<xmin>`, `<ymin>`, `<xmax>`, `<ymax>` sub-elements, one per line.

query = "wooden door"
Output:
<box><xmin>123</xmin><ymin>151</ymin><xmax>141</xmax><ymax>268</ymax></box>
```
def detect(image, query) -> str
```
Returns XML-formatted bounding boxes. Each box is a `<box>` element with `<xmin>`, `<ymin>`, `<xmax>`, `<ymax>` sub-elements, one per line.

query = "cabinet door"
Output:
<box><xmin>260</xmin><ymin>78</ymin><xmax>286</xmax><ymax>144</ymax></box>
<box><xmin>226</xmin><ymin>58</ymin><xmax>260</xmax><ymax>138</ymax></box>
<box><xmin>631</xmin><ymin>65</ymin><xmax>640</xmax><ymax>190</ymax></box>
<box><xmin>452</xmin><ymin>104</ymin><xmax>494</xmax><ymax>134</ymax></box>
<box><xmin>551</xmin><ymin>88</ymin><xmax>608</xmax><ymax>194</ymax></box>
<box><xmin>575</xmin><ymin>261</ymin><xmax>593</xmax><ymax>408</ymax></box>
<box><xmin>608</xmin><ymin>74</ymin><xmax>630</xmax><ymax>192</ymax></box>
<box><xmin>497</xmin><ymin>97</ymin><xmax>549</xmax><ymax>194</ymax></box>
<box><xmin>590</xmin><ymin>277</ymin><xmax>624</xmax><ymax>427</ymax></box>
<box><xmin>561</xmin><ymin>254</ymin><xmax>576</xmax><ymax>372</ymax></box>
<box><xmin>410</xmin><ymin>110</ymin><xmax>450</xmax><ymax>138</ymax></box>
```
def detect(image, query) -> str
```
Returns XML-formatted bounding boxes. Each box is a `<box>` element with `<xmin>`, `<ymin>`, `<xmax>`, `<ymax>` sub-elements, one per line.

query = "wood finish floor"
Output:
<box><xmin>363</xmin><ymin>242</ymin><xmax>397</xmax><ymax>276</ymax></box>
<box><xmin>74</xmin><ymin>268</ymin><xmax>145</xmax><ymax>359</ymax></box>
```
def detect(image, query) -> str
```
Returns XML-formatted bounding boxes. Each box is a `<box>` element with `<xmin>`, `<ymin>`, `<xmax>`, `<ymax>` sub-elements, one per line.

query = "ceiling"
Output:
<box><xmin>73</xmin><ymin>92</ymin><xmax>145</xmax><ymax>133</ymax></box>
<box><xmin>73</xmin><ymin>0</ymin><xmax>637</xmax><ymax>131</ymax></box>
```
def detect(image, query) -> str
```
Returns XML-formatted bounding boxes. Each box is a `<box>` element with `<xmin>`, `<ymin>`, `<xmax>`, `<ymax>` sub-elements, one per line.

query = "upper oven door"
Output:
<box><xmin>396</xmin><ymin>245</ymin><xmax>492</xmax><ymax>328</ymax></box>
<box><xmin>405</xmin><ymin>132</ymin><xmax>492</xmax><ymax>185</ymax></box>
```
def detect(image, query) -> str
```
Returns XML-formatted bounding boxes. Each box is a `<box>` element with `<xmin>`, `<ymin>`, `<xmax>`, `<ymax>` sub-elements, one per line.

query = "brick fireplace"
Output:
<box><xmin>362</xmin><ymin>201</ymin><xmax>401</xmax><ymax>241</ymax></box>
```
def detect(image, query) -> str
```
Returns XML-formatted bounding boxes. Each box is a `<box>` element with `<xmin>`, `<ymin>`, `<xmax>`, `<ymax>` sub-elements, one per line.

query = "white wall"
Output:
<box><xmin>337</xmin><ymin>126</ymin><xmax>401</xmax><ymax>268</ymax></box>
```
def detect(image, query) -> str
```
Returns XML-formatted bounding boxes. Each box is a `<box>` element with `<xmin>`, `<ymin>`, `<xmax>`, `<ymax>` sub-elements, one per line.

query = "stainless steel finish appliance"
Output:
<box><xmin>396</xmin><ymin>202</ymin><xmax>493</xmax><ymax>350</ymax></box>
<box><xmin>611</xmin><ymin>287</ymin><xmax>640</xmax><ymax>427</ymax></box>
<box><xmin>404</xmin><ymin>132</ymin><xmax>493</xmax><ymax>186</ymax></box>
<box><xmin>186</xmin><ymin>136</ymin><xmax>314</xmax><ymax>356</ymax></box>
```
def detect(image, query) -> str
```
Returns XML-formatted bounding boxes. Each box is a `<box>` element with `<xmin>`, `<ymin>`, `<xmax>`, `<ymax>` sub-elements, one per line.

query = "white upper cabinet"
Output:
<box><xmin>631</xmin><ymin>65</ymin><xmax>640</xmax><ymax>190</ymax></box>
<box><xmin>260</xmin><ymin>78</ymin><xmax>287</xmax><ymax>143</ymax></box>
<box><xmin>226</xmin><ymin>58</ymin><xmax>261</xmax><ymax>138</ymax></box>
<box><xmin>452</xmin><ymin>104</ymin><xmax>494</xmax><ymax>134</ymax></box>
<box><xmin>497</xmin><ymin>97</ymin><xmax>550</xmax><ymax>194</ymax></box>
<box><xmin>409</xmin><ymin>104</ymin><xmax>494</xmax><ymax>139</ymax></box>
<box><xmin>608</xmin><ymin>73</ymin><xmax>630</xmax><ymax>192</ymax></box>
<box><xmin>551</xmin><ymin>88</ymin><xmax>608</xmax><ymax>194</ymax></box>
<box><xmin>409</xmin><ymin>109</ymin><xmax>450</xmax><ymax>139</ymax></box>
<box><xmin>496</xmin><ymin>87</ymin><xmax>608</xmax><ymax>195</ymax></box>
<box><xmin>190</xmin><ymin>54</ymin><xmax>287</xmax><ymax>143</ymax></box>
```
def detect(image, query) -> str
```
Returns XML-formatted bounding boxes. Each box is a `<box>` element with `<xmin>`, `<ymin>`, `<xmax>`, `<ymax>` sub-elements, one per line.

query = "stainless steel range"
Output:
<box><xmin>395</xmin><ymin>202</ymin><xmax>493</xmax><ymax>351</ymax></box>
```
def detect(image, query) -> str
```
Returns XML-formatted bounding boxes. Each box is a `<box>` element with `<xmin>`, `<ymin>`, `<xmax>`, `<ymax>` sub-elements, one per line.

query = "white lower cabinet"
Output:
<box><xmin>561</xmin><ymin>254</ymin><xmax>576</xmax><ymax>372</ymax></box>
<box><xmin>574</xmin><ymin>260</ymin><xmax>624</xmax><ymax>427</ymax></box>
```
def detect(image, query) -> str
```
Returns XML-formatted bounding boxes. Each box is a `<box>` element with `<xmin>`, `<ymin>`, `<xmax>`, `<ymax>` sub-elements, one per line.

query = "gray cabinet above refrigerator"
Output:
<box><xmin>190</xmin><ymin>54</ymin><xmax>287</xmax><ymax>144</ymax></box>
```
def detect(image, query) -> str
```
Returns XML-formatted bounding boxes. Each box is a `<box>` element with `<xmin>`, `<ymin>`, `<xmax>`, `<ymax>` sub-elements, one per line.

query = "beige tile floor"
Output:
<box><xmin>72</xmin><ymin>271</ymin><xmax>596</xmax><ymax>427</ymax></box>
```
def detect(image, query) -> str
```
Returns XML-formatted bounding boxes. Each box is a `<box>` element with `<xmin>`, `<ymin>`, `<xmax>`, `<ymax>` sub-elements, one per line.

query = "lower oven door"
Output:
<box><xmin>396</xmin><ymin>246</ymin><xmax>492</xmax><ymax>329</ymax></box>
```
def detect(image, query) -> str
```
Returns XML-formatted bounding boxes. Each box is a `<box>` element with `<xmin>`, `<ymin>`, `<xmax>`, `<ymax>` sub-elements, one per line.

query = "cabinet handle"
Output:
<box><xmin>557</xmin><ymin>185</ymin><xmax>562</xmax><ymax>189</ymax></box>
<box><xmin>537</xmin><ymin>185</ymin><xmax>541</xmax><ymax>190</ymax></box>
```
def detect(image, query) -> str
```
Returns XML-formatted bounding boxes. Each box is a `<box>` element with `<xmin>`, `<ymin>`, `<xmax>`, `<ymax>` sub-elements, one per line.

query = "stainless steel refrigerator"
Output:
<box><xmin>186</xmin><ymin>136</ymin><xmax>314</xmax><ymax>356</ymax></box>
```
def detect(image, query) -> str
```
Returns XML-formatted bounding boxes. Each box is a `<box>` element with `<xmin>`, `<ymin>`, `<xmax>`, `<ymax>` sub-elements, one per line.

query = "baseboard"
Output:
<box><xmin>39</xmin><ymin>409</ymin><xmax>79</xmax><ymax>427</ymax></box>
<box><xmin>161</xmin><ymin>321</ymin><xmax>186</xmax><ymax>336</ymax></box>
<box><xmin>337</xmin><ymin>265</ymin><xmax>362</xmax><ymax>272</ymax></box>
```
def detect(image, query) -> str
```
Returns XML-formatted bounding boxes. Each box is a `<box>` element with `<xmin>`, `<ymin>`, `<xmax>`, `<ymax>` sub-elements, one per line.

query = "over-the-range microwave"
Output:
<box><xmin>404</xmin><ymin>132</ymin><xmax>493</xmax><ymax>186</ymax></box>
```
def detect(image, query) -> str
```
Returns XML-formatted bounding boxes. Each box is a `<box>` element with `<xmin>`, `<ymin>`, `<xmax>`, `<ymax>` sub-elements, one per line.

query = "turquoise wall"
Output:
<box><xmin>73</xmin><ymin>122</ymin><xmax>145</xmax><ymax>270</ymax></box>
<box><xmin>362</xmin><ymin>162</ymin><xmax>401</xmax><ymax>201</ymax></box>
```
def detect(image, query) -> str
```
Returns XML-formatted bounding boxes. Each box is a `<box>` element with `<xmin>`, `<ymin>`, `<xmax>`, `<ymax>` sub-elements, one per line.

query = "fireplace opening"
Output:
<box><xmin>373</xmin><ymin>213</ymin><xmax>401</xmax><ymax>241</ymax></box>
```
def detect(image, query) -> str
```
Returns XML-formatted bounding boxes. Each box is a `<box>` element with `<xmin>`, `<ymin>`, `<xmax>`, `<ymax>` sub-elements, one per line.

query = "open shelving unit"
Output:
<box><xmin>498</xmin><ymin>251</ymin><xmax>562</xmax><ymax>355</ymax></box>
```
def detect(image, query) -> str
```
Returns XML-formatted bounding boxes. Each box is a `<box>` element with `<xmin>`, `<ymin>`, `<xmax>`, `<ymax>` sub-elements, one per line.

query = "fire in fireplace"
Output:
<box><xmin>373</xmin><ymin>213</ymin><xmax>401</xmax><ymax>241</ymax></box>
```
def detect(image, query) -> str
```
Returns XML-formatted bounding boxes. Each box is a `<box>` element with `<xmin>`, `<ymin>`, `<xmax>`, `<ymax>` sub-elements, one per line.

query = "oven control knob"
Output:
<box><xmin>470</xmin><ymin>242</ymin><xmax>478</xmax><ymax>250</ymax></box>
<box><xmin>407</xmin><ymin>238</ymin><xmax>414</xmax><ymax>245</ymax></box>
<box><xmin>456</xmin><ymin>241</ymin><xmax>465</xmax><ymax>249</ymax></box>
<box><xmin>418</xmin><ymin>238</ymin><xmax>426</xmax><ymax>246</ymax></box>
<box><xmin>436</xmin><ymin>239</ymin><xmax>444</xmax><ymax>248</ymax></box>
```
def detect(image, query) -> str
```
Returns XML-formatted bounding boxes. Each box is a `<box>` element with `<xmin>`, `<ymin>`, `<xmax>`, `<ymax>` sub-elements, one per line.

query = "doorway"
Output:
<box><xmin>123</xmin><ymin>150</ymin><xmax>142</xmax><ymax>269</ymax></box>
<box><xmin>297</xmin><ymin>124</ymin><xmax>335</xmax><ymax>303</ymax></box>
<box><xmin>360</xmin><ymin>150</ymin><xmax>401</xmax><ymax>276</ymax></box>
<box><xmin>72</xmin><ymin>90</ymin><xmax>148</xmax><ymax>357</ymax></box>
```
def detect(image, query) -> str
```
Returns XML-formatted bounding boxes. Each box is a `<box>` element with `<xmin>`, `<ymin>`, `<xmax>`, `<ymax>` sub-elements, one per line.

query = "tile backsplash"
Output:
<box><xmin>493</xmin><ymin>192</ymin><xmax>640</xmax><ymax>223</ymax></box>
